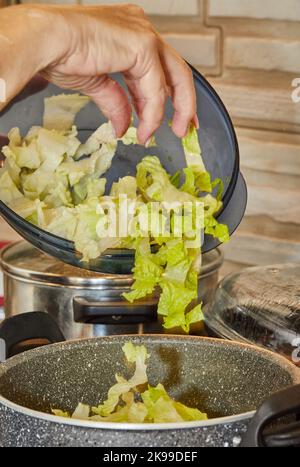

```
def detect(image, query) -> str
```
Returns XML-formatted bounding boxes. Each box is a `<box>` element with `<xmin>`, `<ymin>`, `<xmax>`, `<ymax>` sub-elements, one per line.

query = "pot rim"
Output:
<box><xmin>0</xmin><ymin>334</ymin><xmax>299</xmax><ymax>431</ymax></box>
<box><xmin>0</xmin><ymin>242</ymin><xmax>223</xmax><ymax>287</ymax></box>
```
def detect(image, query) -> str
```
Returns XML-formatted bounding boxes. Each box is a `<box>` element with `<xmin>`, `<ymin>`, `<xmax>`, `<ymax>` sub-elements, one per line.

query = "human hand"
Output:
<box><xmin>0</xmin><ymin>4</ymin><xmax>198</xmax><ymax>144</ymax></box>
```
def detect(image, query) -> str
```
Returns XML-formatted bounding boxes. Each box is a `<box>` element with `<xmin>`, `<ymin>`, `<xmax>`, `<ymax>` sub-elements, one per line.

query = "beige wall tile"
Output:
<box><xmin>246</xmin><ymin>185</ymin><xmax>300</xmax><ymax>224</ymax></box>
<box><xmin>208</xmin><ymin>0</ymin><xmax>300</xmax><ymax>22</ymax></box>
<box><xmin>238</xmin><ymin>215</ymin><xmax>300</xmax><ymax>243</ymax></box>
<box><xmin>223</xmin><ymin>232</ymin><xmax>300</xmax><ymax>266</ymax></box>
<box><xmin>225</xmin><ymin>36</ymin><xmax>300</xmax><ymax>74</ymax></box>
<box><xmin>210</xmin><ymin>78</ymin><xmax>300</xmax><ymax>127</ymax></box>
<box><xmin>80</xmin><ymin>0</ymin><xmax>200</xmax><ymax>15</ymax></box>
<box><xmin>163</xmin><ymin>31</ymin><xmax>220</xmax><ymax>67</ymax></box>
<box><xmin>236</xmin><ymin>128</ymin><xmax>300</xmax><ymax>176</ymax></box>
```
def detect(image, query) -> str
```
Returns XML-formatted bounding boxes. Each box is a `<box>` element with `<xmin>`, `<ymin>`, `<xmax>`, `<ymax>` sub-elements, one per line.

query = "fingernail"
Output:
<box><xmin>145</xmin><ymin>138</ymin><xmax>152</xmax><ymax>148</ymax></box>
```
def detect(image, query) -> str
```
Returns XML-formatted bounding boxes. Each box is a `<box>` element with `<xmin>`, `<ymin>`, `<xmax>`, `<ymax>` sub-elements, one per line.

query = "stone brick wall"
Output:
<box><xmin>3</xmin><ymin>1</ymin><xmax>300</xmax><ymax>273</ymax></box>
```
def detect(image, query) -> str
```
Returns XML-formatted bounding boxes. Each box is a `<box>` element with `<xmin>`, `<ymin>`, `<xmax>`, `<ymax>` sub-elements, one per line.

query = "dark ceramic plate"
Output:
<box><xmin>0</xmin><ymin>66</ymin><xmax>247</xmax><ymax>273</ymax></box>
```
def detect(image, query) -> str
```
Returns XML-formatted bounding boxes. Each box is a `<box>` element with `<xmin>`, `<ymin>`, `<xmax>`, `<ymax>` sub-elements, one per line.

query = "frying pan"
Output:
<box><xmin>0</xmin><ymin>312</ymin><xmax>299</xmax><ymax>447</ymax></box>
<box><xmin>0</xmin><ymin>67</ymin><xmax>247</xmax><ymax>274</ymax></box>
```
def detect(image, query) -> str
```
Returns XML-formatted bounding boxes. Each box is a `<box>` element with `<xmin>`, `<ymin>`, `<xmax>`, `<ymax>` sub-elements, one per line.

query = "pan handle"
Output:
<box><xmin>73</xmin><ymin>296</ymin><xmax>157</xmax><ymax>325</ymax></box>
<box><xmin>241</xmin><ymin>384</ymin><xmax>300</xmax><ymax>447</ymax></box>
<box><xmin>0</xmin><ymin>312</ymin><xmax>65</xmax><ymax>360</ymax></box>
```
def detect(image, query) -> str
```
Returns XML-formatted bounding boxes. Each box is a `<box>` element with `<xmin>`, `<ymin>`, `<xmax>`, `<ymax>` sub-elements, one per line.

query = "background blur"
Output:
<box><xmin>1</xmin><ymin>0</ymin><xmax>300</xmax><ymax>276</ymax></box>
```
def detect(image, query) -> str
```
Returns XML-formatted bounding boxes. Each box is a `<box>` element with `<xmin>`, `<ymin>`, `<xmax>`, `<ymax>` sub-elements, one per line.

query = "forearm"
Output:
<box><xmin>0</xmin><ymin>5</ymin><xmax>67</xmax><ymax>109</ymax></box>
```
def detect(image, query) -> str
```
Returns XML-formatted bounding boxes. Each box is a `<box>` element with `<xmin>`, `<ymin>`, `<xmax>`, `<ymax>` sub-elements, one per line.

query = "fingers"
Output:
<box><xmin>44</xmin><ymin>73</ymin><xmax>132</xmax><ymax>138</ymax></box>
<box><xmin>125</xmin><ymin>36</ymin><xmax>167</xmax><ymax>145</ymax></box>
<box><xmin>81</xmin><ymin>75</ymin><xmax>132</xmax><ymax>137</ymax></box>
<box><xmin>158</xmin><ymin>40</ymin><xmax>197</xmax><ymax>138</ymax></box>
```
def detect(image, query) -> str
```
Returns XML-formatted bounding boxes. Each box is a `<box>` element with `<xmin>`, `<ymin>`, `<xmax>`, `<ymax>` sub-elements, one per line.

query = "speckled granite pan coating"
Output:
<box><xmin>0</xmin><ymin>335</ymin><xmax>299</xmax><ymax>447</ymax></box>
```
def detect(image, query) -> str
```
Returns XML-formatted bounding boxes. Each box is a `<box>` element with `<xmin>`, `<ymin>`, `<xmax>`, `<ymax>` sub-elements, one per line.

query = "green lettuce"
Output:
<box><xmin>0</xmin><ymin>93</ymin><xmax>231</xmax><ymax>334</ymax></box>
<box><xmin>43</xmin><ymin>94</ymin><xmax>90</xmax><ymax>131</ymax></box>
<box><xmin>53</xmin><ymin>342</ymin><xmax>207</xmax><ymax>424</ymax></box>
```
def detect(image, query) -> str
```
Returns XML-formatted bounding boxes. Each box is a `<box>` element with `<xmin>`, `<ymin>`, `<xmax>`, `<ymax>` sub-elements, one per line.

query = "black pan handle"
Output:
<box><xmin>241</xmin><ymin>384</ymin><xmax>300</xmax><ymax>447</ymax></box>
<box><xmin>73</xmin><ymin>296</ymin><xmax>157</xmax><ymax>325</ymax></box>
<box><xmin>0</xmin><ymin>312</ymin><xmax>65</xmax><ymax>360</ymax></box>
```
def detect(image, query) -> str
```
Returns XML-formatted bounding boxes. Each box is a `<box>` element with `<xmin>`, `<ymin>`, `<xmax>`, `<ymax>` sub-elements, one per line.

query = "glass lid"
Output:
<box><xmin>204</xmin><ymin>263</ymin><xmax>300</xmax><ymax>366</ymax></box>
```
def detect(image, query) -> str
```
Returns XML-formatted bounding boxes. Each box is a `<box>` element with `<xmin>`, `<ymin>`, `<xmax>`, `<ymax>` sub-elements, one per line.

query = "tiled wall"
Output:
<box><xmin>2</xmin><ymin>1</ymin><xmax>300</xmax><ymax>273</ymax></box>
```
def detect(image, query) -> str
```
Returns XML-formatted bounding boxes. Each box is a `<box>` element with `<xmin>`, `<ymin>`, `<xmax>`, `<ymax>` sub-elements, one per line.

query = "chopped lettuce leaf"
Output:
<box><xmin>51</xmin><ymin>409</ymin><xmax>70</xmax><ymax>418</ymax></box>
<box><xmin>121</xmin><ymin>126</ymin><xmax>156</xmax><ymax>147</ymax></box>
<box><xmin>110</xmin><ymin>176</ymin><xmax>137</xmax><ymax>199</ymax></box>
<box><xmin>43</xmin><ymin>94</ymin><xmax>90</xmax><ymax>131</ymax></box>
<box><xmin>53</xmin><ymin>342</ymin><xmax>208</xmax><ymax>424</ymax></box>
<box><xmin>8</xmin><ymin>197</ymin><xmax>45</xmax><ymax>221</ymax></box>
<box><xmin>92</xmin><ymin>343</ymin><xmax>149</xmax><ymax>417</ymax></box>
<box><xmin>182</xmin><ymin>124</ymin><xmax>205</xmax><ymax>172</ymax></box>
<box><xmin>137</xmin><ymin>156</ymin><xmax>195</xmax><ymax>203</ymax></box>
<box><xmin>123</xmin><ymin>239</ymin><xmax>162</xmax><ymax>302</ymax></box>
<box><xmin>75</xmin><ymin>122</ymin><xmax>115</xmax><ymax>159</ymax></box>
<box><xmin>0</xmin><ymin>169</ymin><xmax>23</xmax><ymax>203</ymax></box>
<box><xmin>71</xmin><ymin>403</ymin><xmax>91</xmax><ymax>420</ymax></box>
<box><xmin>0</xmin><ymin>93</ymin><xmax>231</xmax><ymax>335</ymax></box>
<box><xmin>7</xmin><ymin>127</ymin><xmax>21</xmax><ymax>146</ymax></box>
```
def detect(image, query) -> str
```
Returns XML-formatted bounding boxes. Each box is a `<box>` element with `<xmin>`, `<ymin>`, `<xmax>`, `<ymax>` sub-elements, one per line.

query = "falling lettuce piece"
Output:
<box><xmin>161</xmin><ymin>240</ymin><xmax>193</xmax><ymax>287</ymax></box>
<box><xmin>123</xmin><ymin>239</ymin><xmax>163</xmax><ymax>302</ymax></box>
<box><xmin>158</xmin><ymin>281</ymin><xmax>197</xmax><ymax>330</ymax></box>
<box><xmin>43</xmin><ymin>94</ymin><xmax>90</xmax><ymax>131</ymax></box>
<box><xmin>54</xmin><ymin>342</ymin><xmax>208</xmax><ymax>424</ymax></box>
<box><xmin>185</xmin><ymin>303</ymin><xmax>204</xmax><ymax>332</ymax></box>
<box><xmin>122</xmin><ymin>341</ymin><xmax>149</xmax><ymax>364</ymax></box>
<box><xmin>92</xmin><ymin>343</ymin><xmax>149</xmax><ymax>417</ymax></box>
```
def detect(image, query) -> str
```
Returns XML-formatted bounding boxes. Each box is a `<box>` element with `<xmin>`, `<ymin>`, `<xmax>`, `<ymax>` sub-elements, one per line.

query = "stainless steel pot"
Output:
<box><xmin>0</xmin><ymin>241</ymin><xmax>223</xmax><ymax>339</ymax></box>
<box><xmin>0</xmin><ymin>312</ymin><xmax>300</xmax><ymax>448</ymax></box>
